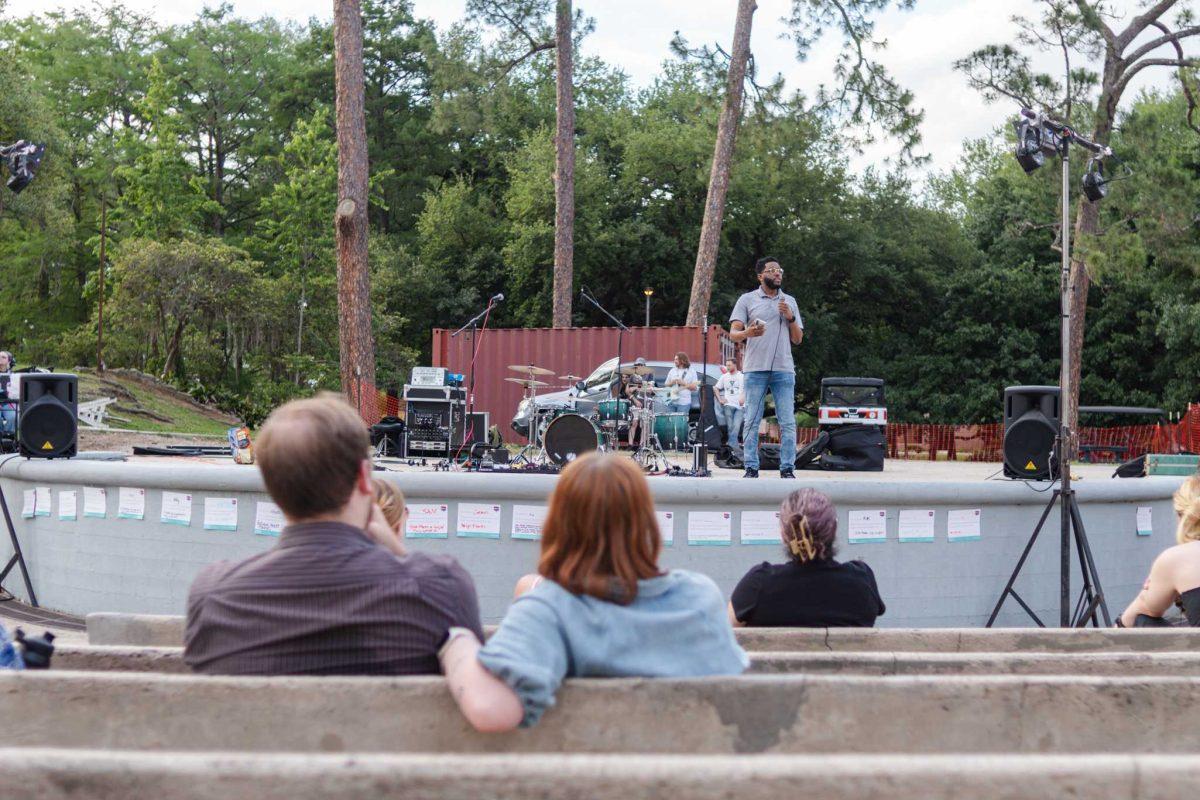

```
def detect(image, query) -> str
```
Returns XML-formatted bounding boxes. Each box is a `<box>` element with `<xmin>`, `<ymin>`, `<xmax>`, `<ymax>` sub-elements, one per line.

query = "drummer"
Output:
<box><xmin>622</xmin><ymin>357</ymin><xmax>655</xmax><ymax>447</ymax></box>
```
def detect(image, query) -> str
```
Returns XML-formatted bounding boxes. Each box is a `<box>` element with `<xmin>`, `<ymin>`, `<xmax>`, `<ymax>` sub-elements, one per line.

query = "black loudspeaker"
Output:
<box><xmin>18</xmin><ymin>373</ymin><xmax>77</xmax><ymax>459</ymax></box>
<box><xmin>1003</xmin><ymin>385</ymin><xmax>1060</xmax><ymax>480</ymax></box>
<box><xmin>465</xmin><ymin>412</ymin><xmax>489</xmax><ymax>446</ymax></box>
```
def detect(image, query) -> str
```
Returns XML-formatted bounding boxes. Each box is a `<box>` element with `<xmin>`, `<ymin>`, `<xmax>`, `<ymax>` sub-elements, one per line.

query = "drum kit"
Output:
<box><xmin>506</xmin><ymin>362</ymin><xmax>690</xmax><ymax>471</ymax></box>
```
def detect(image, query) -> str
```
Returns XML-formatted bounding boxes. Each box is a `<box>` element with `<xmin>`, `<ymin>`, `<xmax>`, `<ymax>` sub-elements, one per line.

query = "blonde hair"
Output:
<box><xmin>372</xmin><ymin>478</ymin><xmax>406</xmax><ymax>530</ymax></box>
<box><xmin>1175</xmin><ymin>474</ymin><xmax>1200</xmax><ymax>544</ymax></box>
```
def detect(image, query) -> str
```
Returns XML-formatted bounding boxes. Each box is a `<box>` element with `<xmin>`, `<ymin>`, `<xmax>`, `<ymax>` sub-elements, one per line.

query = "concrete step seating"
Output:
<box><xmin>15</xmin><ymin>613</ymin><xmax>1192</xmax><ymax>798</ymax></box>
<box><xmin>50</xmin><ymin>643</ymin><xmax>1200</xmax><ymax>676</ymax></box>
<box><xmin>4</xmin><ymin>671</ymin><xmax>1200</xmax><ymax>755</ymax></box>
<box><xmin>85</xmin><ymin>611</ymin><xmax>1200</xmax><ymax>652</ymax></box>
<box><xmin>4</xmin><ymin>750</ymin><xmax>1200</xmax><ymax>800</ymax></box>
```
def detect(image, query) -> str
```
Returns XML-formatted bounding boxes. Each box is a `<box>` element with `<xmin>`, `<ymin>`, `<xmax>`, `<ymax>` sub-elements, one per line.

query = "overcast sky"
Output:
<box><xmin>45</xmin><ymin>0</ymin><xmax>1183</xmax><ymax>176</ymax></box>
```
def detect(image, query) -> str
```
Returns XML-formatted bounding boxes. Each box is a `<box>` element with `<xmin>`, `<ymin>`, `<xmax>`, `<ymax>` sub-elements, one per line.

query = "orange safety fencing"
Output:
<box><xmin>355</xmin><ymin>386</ymin><xmax>1200</xmax><ymax>464</ymax></box>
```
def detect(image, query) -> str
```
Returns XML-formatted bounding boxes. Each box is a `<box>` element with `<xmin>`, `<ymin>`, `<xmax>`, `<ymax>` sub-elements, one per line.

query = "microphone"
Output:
<box><xmin>490</xmin><ymin>293</ymin><xmax>505</xmax><ymax>304</ymax></box>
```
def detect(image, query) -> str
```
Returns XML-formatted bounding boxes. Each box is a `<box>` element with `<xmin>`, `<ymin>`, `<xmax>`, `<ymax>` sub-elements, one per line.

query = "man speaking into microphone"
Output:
<box><xmin>728</xmin><ymin>257</ymin><xmax>803</xmax><ymax>478</ymax></box>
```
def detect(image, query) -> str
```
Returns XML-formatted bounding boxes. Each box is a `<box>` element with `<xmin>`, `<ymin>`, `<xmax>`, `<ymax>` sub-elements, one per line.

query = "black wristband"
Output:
<box><xmin>1115</xmin><ymin>616</ymin><xmax>1126</xmax><ymax>628</ymax></box>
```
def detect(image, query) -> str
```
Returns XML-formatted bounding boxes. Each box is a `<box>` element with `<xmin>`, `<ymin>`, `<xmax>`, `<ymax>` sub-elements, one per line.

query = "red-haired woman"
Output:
<box><xmin>729</xmin><ymin>488</ymin><xmax>885</xmax><ymax>628</ymax></box>
<box><xmin>440</xmin><ymin>453</ymin><xmax>747</xmax><ymax>731</ymax></box>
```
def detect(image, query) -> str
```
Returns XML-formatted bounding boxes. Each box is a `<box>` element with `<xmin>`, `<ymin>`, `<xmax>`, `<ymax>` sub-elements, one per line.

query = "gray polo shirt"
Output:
<box><xmin>729</xmin><ymin>287</ymin><xmax>803</xmax><ymax>373</ymax></box>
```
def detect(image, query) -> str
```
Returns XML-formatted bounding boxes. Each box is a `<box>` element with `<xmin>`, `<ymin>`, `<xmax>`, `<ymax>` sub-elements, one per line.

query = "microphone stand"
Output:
<box><xmin>579</xmin><ymin>287</ymin><xmax>629</xmax><ymax>399</ymax></box>
<box><xmin>695</xmin><ymin>315</ymin><xmax>710</xmax><ymax>476</ymax></box>
<box><xmin>451</xmin><ymin>297</ymin><xmax>498</xmax><ymax>462</ymax></box>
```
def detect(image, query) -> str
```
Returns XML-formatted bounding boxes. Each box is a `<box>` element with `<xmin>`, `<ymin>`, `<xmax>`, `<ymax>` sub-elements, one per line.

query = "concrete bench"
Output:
<box><xmin>2</xmin><ymin>749</ymin><xmax>1198</xmax><ymax>800</ymax></box>
<box><xmin>4</xmin><ymin>671</ymin><xmax>1199</xmax><ymax>754</ymax></box>
<box><xmin>87</xmin><ymin>612</ymin><xmax>1200</xmax><ymax>651</ymax></box>
<box><xmin>51</xmin><ymin>644</ymin><xmax>1200</xmax><ymax>677</ymax></box>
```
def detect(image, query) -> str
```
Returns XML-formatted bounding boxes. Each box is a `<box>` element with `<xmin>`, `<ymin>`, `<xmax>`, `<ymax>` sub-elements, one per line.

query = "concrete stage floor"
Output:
<box><xmin>121</xmin><ymin>448</ymin><xmax>1124</xmax><ymax>485</ymax></box>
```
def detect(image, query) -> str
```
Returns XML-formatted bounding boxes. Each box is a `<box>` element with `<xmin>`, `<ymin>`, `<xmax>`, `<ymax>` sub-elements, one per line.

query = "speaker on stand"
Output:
<box><xmin>1002</xmin><ymin>385</ymin><xmax>1059</xmax><ymax>480</ymax></box>
<box><xmin>0</xmin><ymin>372</ymin><xmax>75</xmax><ymax>609</ymax></box>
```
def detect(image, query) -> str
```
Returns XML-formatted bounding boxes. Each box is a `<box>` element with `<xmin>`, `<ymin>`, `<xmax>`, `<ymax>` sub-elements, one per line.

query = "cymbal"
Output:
<box><xmin>558</xmin><ymin>374</ymin><xmax>584</xmax><ymax>382</ymax></box>
<box><xmin>619</xmin><ymin>365</ymin><xmax>655</xmax><ymax>376</ymax></box>
<box><xmin>508</xmin><ymin>364</ymin><xmax>555</xmax><ymax>376</ymax></box>
<box><xmin>505</xmin><ymin>377</ymin><xmax>549</xmax><ymax>388</ymax></box>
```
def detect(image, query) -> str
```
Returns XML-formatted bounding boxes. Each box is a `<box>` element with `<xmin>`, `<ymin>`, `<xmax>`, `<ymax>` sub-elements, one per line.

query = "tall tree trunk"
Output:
<box><xmin>551</xmin><ymin>0</ymin><xmax>576</xmax><ymax>328</ymax></box>
<box><xmin>1063</xmin><ymin>67</ymin><xmax>1121</xmax><ymax>458</ymax></box>
<box><xmin>334</xmin><ymin>0</ymin><xmax>377</xmax><ymax>411</ymax></box>
<box><xmin>686</xmin><ymin>0</ymin><xmax>755</xmax><ymax>326</ymax></box>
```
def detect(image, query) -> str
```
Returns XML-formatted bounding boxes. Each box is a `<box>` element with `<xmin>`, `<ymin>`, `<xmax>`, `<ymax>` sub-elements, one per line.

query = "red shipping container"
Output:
<box><xmin>431</xmin><ymin>326</ymin><xmax>735</xmax><ymax>442</ymax></box>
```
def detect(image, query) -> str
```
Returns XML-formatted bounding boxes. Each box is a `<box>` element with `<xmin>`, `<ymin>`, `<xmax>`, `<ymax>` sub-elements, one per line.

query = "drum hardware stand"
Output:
<box><xmin>987</xmin><ymin>110</ymin><xmax>1111</xmax><ymax>629</ymax></box>
<box><xmin>632</xmin><ymin>408</ymin><xmax>669</xmax><ymax>473</ymax></box>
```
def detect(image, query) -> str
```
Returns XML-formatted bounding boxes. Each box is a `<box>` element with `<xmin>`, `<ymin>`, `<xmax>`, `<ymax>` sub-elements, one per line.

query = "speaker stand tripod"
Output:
<box><xmin>0</xmin><ymin>480</ymin><xmax>38</xmax><ymax>607</ymax></box>
<box><xmin>986</xmin><ymin>451</ymin><xmax>1109</xmax><ymax>628</ymax></box>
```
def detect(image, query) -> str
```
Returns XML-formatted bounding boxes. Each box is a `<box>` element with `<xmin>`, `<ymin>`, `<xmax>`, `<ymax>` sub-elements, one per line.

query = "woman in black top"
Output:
<box><xmin>1118</xmin><ymin>475</ymin><xmax>1200</xmax><ymax>627</ymax></box>
<box><xmin>728</xmin><ymin>489</ymin><xmax>885</xmax><ymax>627</ymax></box>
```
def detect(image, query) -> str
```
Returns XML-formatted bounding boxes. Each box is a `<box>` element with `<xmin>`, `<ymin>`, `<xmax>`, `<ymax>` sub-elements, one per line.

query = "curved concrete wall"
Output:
<box><xmin>0</xmin><ymin>458</ymin><xmax>1184</xmax><ymax>625</ymax></box>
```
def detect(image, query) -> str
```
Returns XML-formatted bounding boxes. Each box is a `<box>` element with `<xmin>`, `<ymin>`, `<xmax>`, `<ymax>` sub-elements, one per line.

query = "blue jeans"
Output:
<box><xmin>0</xmin><ymin>403</ymin><xmax>15</xmax><ymax>435</ymax></box>
<box><xmin>742</xmin><ymin>371</ymin><xmax>796</xmax><ymax>471</ymax></box>
<box><xmin>667</xmin><ymin>401</ymin><xmax>690</xmax><ymax>414</ymax></box>
<box><xmin>719</xmin><ymin>404</ymin><xmax>744</xmax><ymax>447</ymax></box>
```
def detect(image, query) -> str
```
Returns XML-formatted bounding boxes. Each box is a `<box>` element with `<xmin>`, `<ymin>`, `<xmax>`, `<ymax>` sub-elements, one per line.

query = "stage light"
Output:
<box><xmin>1081</xmin><ymin>158</ymin><xmax>1108</xmax><ymax>202</ymax></box>
<box><xmin>1013</xmin><ymin>118</ymin><xmax>1046</xmax><ymax>173</ymax></box>
<box><xmin>1</xmin><ymin>141</ymin><xmax>45</xmax><ymax>194</ymax></box>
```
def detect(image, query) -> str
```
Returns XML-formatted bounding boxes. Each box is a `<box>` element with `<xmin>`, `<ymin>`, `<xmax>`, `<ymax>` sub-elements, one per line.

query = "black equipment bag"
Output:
<box><xmin>820</xmin><ymin>424</ymin><xmax>885</xmax><ymax>472</ymax></box>
<box><xmin>796</xmin><ymin>431</ymin><xmax>830</xmax><ymax>470</ymax></box>
<box><xmin>698</xmin><ymin>385</ymin><xmax>724</xmax><ymax>450</ymax></box>
<box><xmin>715</xmin><ymin>443</ymin><xmax>784</xmax><ymax>471</ymax></box>
<box><xmin>1112</xmin><ymin>454</ymin><xmax>1146</xmax><ymax>478</ymax></box>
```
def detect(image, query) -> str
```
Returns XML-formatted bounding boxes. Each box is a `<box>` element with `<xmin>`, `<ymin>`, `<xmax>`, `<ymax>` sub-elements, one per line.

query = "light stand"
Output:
<box><xmin>988</xmin><ymin>108</ymin><xmax>1111</xmax><ymax>629</ymax></box>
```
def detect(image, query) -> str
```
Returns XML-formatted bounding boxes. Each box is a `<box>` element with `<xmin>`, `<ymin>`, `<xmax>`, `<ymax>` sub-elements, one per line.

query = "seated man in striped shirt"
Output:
<box><xmin>184</xmin><ymin>394</ymin><xmax>483</xmax><ymax>675</ymax></box>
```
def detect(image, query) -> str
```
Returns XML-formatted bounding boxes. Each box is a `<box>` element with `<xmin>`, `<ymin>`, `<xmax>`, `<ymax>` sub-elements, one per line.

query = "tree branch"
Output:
<box><xmin>1115</xmin><ymin>0</ymin><xmax>1177</xmax><ymax>52</ymax></box>
<box><xmin>488</xmin><ymin>40</ymin><xmax>556</xmax><ymax>88</ymax></box>
<box><xmin>1116</xmin><ymin>57</ymin><xmax>1200</xmax><ymax>97</ymax></box>
<box><xmin>1072</xmin><ymin>0</ymin><xmax>1116</xmax><ymax>48</ymax></box>
<box><xmin>1124</xmin><ymin>24</ymin><xmax>1200</xmax><ymax>64</ymax></box>
<box><xmin>1148</xmin><ymin>20</ymin><xmax>1200</xmax><ymax>135</ymax></box>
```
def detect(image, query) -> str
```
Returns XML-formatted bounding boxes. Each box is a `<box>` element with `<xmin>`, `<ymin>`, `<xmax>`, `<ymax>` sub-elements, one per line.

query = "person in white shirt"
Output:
<box><xmin>664</xmin><ymin>352</ymin><xmax>698</xmax><ymax>414</ymax></box>
<box><xmin>715</xmin><ymin>358</ymin><xmax>745</xmax><ymax>448</ymax></box>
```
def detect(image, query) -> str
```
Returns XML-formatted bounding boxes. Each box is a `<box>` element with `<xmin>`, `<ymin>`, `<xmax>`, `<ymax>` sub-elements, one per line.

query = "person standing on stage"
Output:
<box><xmin>728</xmin><ymin>257</ymin><xmax>803</xmax><ymax>478</ymax></box>
<box><xmin>664</xmin><ymin>352</ymin><xmax>698</xmax><ymax>415</ymax></box>
<box><xmin>715</xmin><ymin>358</ymin><xmax>745</xmax><ymax>448</ymax></box>
<box><xmin>0</xmin><ymin>351</ymin><xmax>16</xmax><ymax>435</ymax></box>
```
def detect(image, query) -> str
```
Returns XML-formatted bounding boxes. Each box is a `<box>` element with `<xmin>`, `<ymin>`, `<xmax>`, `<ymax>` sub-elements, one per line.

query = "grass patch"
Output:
<box><xmin>74</xmin><ymin>368</ymin><xmax>235</xmax><ymax>436</ymax></box>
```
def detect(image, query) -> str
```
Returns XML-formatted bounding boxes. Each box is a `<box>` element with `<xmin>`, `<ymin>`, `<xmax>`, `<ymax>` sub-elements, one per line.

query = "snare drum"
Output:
<box><xmin>543</xmin><ymin>413</ymin><xmax>602</xmax><ymax>465</ymax></box>
<box><xmin>653</xmin><ymin>413</ymin><xmax>689</xmax><ymax>450</ymax></box>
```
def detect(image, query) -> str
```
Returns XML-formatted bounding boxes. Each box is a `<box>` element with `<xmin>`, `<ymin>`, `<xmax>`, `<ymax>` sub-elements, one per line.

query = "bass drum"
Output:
<box><xmin>543</xmin><ymin>413</ymin><xmax>602</xmax><ymax>466</ymax></box>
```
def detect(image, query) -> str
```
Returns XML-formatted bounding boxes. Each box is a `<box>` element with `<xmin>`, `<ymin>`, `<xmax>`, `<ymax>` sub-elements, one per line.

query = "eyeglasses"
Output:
<box><xmin>762</xmin><ymin>267</ymin><xmax>784</xmax><ymax>275</ymax></box>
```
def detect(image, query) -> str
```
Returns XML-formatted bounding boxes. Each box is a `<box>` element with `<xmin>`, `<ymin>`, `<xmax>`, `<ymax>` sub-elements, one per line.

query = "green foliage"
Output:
<box><xmin>0</xmin><ymin>1</ymin><xmax>1195</xmax><ymax>429</ymax></box>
